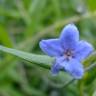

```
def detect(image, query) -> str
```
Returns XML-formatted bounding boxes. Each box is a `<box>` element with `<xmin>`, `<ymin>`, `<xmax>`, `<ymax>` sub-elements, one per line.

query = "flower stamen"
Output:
<box><xmin>64</xmin><ymin>49</ymin><xmax>73</xmax><ymax>60</ymax></box>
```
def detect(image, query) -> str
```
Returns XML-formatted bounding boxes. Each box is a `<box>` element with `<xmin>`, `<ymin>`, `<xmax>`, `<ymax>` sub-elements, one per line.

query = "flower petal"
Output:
<box><xmin>51</xmin><ymin>57</ymin><xmax>64</xmax><ymax>75</ymax></box>
<box><xmin>60</xmin><ymin>24</ymin><xmax>79</xmax><ymax>50</ymax></box>
<box><xmin>74</xmin><ymin>40</ymin><xmax>94</xmax><ymax>61</ymax></box>
<box><xmin>39</xmin><ymin>39</ymin><xmax>63</xmax><ymax>57</ymax></box>
<box><xmin>63</xmin><ymin>59</ymin><xmax>84</xmax><ymax>79</ymax></box>
<box><xmin>51</xmin><ymin>63</ymin><xmax>62</xmax><ymax>75</ymax></box>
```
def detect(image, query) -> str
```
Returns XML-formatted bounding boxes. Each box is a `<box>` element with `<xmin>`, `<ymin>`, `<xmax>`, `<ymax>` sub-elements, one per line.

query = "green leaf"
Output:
<box><xmin>0</xmin><ymin>45</ymin><xmax>54</xmax><ymax>69</ymax></box>
<box><xmin>0</xmin><ymin>25</ymin><xmax>13</xmax><ymax>60</ymax></box>
<box><xmin>51</xmin><ymin>0</ymin><xmax>61</xmax><ymax>19</ymax></box>
<box><xmin>0</xmin><ymin>25</ymin><xmax>13</xmax><ymax>47</ymax></box>
<box><xmin>0</xmin><ymin>7</ymin><xmax>21</xmax><ymax>19</ymax></box>
<box><xmin>86</xmin><ymin>0</ymin><xmax>96</xmax><ymax>11</ymax></box>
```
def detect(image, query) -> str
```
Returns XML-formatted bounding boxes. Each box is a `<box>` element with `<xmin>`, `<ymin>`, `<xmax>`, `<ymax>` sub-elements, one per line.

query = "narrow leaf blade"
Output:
<box><xmin>0</xmin><ymin>45</ymin><xmax>54</xmax><ymax>69</ymax></box>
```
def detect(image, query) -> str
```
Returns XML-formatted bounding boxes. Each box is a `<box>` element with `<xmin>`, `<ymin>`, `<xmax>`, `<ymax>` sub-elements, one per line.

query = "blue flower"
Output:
<box><xmin>39</xmin><ymin>24</ymin><xmax>94</xmax><ymax>79</ymax></box>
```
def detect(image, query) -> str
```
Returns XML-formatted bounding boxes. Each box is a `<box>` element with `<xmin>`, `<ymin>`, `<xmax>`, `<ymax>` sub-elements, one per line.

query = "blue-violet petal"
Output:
<box><xmin>74</xmin><ymin>40</ymin><xmax>94</xmax><ymax>61</ymax></box>
<box><xmin>51</xmin><ymin>57</ymin><xmax>65</xmax><ymax>75</ymax></box>
<box><xmin>63</xmin><ymin>59</ymin><xmax>84</xmax><ymax>79</ymax></box>
<box><xmin>39</xmin><ymin>39</ymin><xmax>63</xmax><ymax>57</ymax></box>
<box><xmin>60</xmin><ymin>24</ymin><xmax>79</xmax><ymax>50</ymax></box>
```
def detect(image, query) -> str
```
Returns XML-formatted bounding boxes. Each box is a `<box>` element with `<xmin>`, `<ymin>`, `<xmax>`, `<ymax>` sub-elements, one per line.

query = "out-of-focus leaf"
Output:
<box><xmin>83</xmin><ymin>62</ymin><xmax>96</xmax><ymax>85</ymax></box>
<box><xmin>25</xmin><ymin>0</ymin><xmax>47</xmax><ymax>37</ymax></box>
<box><xmin>83</xmin><ymin>52</ymin><xmax>96</xmax><ymax>85</ymax></box>
<box><xmin>0</xmin><ymin>45</ymin><xmax>54</xmax><ymax>69</ymax></box>
<box><xmin>86</xmin><ymin>0</ymin><xmax>96</xmax><ymax>11</ymax></box>
<box><xmin>93</xmin><ymin>90</ymin><xmax>96</xmax><ymax>96</ymax></box>
<box><xmin>51</xmin><ymin>0</ymin><xmax>61</xmax><ymax>19</ymax></box>
<box><xmin>0</xmin><ymin>25</ymin><xmax>13</xmax><ymax>47</ymax></box>
<box><xmin>0</xmin><ymin>7</ymin><xmax>21</xmax><ymax>18</ymax></box>
<box><xmin>0</xmin><ymin>25</ymin><xmax>13</xmax><ymax>60</ymax></box>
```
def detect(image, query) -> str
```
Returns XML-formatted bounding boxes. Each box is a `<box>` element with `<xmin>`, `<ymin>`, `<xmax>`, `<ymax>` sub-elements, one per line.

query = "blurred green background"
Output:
<box><xmin>0</xmin><ymin>0</ymin><xmax>96</xmax><ymax>96</ymax></box>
